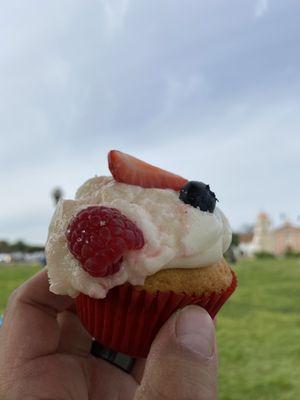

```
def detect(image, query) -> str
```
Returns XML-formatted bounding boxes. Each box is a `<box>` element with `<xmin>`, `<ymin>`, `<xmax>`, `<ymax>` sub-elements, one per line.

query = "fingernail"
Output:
<box><xmin>175</xmin><ymin>306</ymin><xmax>215</xmax><ymax>358</ymax></box>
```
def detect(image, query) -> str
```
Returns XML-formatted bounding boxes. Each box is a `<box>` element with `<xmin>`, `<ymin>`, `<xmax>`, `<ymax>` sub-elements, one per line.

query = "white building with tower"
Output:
<box><xmin>239</xmin><ymin>212</ymin><xmax>300</xmax><ymax>256</ymax></box>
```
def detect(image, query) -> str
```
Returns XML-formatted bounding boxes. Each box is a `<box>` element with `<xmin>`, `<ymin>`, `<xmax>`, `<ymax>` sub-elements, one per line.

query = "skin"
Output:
<box><xmin>0</xmin><ymin>270</ymin><xmax>217</xmax><ymax>400</ymax></box>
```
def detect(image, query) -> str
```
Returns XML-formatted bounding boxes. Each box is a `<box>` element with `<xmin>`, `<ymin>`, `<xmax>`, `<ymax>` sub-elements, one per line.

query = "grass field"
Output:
<box><xmin>0</xmin><ymin>259</ymin><xmax>300</xmax><ymax>399</ymax></box>
<box><xmin>217</xmin><ymin>258</ymin><xmax>300</xmax><ymax>400</ymax></box>
<box><xmin>0</xmin><ymin>264</ymin><xmax>41</xmax><ymax>313</ymax></box>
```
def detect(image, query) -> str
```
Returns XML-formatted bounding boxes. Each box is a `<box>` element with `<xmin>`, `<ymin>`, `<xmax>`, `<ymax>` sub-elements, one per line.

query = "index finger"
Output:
<box><xmin>1</xmin><ymin>269</ymin><xmax>73</xmax><ymax>363</ymax></box>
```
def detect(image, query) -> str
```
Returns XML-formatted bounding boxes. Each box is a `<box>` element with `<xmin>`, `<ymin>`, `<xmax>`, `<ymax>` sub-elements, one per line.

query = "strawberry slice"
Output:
<box><xmin>108</xmin><ymin>150</ymin><xmax>188</xmax><ymax>190</ymax></box>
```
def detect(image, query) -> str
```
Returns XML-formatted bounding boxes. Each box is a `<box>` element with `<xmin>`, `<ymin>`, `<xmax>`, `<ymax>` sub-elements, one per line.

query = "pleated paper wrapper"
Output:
<box><xmin>75</xmin><ymin>270</ymin><xmax>237</xmax><ymax>358</ymax></box>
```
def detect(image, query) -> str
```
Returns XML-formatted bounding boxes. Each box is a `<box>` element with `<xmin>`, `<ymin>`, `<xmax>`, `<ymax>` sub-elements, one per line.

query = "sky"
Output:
<box><xmin>0</xmin><ymin>0</ymin><xmax>300</xmax><ymax>245</ymax></box>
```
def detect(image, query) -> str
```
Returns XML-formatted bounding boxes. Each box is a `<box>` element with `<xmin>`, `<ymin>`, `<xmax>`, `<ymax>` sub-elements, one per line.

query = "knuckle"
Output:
<box><xmin>6</xmin><ymin>287</ymin><xmax>20</xmax><ymax>308</ymax></box>
<box><xmin>6</xmin><ymin>285</ymin><xmax>26</xmax><ymax>309</ymax></box>
<box><xmin>136</xmin><ymin>381</ymin><xmax>173</xmax><ymax>400</ymax></box>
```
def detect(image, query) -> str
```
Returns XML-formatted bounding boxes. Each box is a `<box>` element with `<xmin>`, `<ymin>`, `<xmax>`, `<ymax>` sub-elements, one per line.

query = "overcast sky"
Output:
<box><xmin>1</xmin><ymin>0</ymin><xmax>300</xmax><ymax>244</ymax></box>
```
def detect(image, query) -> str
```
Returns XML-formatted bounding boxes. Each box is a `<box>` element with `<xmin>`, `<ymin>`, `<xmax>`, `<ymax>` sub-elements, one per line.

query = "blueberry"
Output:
<box><xmin>179</xmin><ymin>181</ymin><xmax>218</xmax><ymax>213</ymax></box>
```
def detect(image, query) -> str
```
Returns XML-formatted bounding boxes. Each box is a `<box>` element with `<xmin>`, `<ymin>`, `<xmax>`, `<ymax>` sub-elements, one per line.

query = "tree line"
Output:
<box><xmin>0</xmin><ymin>240</ymin><xmax>44</xmax><ymax>254</ymax></box>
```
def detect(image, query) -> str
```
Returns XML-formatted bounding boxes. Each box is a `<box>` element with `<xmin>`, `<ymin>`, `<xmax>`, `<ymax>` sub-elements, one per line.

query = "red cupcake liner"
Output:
<box><xmin>75</xmin><ymin>270</ymin><xmax>237</xmax><ymax>358</ymax></box>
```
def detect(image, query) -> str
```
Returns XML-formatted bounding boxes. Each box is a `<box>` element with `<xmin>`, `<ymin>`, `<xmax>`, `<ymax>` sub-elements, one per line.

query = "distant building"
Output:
<box><xmin>273</xmin><ymin>221</ymin><xmax>300</xmax><ymax>255</ymax></box>
<box><xmin>239</xmin><ymin>213</ymin><xmax>300</xmax><ymax>256</ymax></box>
<box><xmin>0</xmin><ymin>253</ymin><xmax>12</xmax><ymax>263</ymax></box>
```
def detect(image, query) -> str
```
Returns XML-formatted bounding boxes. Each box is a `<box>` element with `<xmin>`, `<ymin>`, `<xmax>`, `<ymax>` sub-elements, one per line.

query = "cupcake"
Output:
<box><xmin>46</xmin><ymin>150</ymin><xmax>237</xmax><ymax>357</ymax></box>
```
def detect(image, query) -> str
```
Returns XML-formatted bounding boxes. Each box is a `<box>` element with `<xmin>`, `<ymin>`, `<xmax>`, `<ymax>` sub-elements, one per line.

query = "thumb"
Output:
<box><xmin>134</xmin><ymin>306</ymin><xmax>218</xmax><ymax>400</ymax></box>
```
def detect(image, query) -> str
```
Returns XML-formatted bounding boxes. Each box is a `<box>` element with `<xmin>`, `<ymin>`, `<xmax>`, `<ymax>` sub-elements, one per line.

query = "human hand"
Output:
<box><xmin>0</xmin><ymin>270</ymin><xmax>217</xmax><ymax>399</ymax></box>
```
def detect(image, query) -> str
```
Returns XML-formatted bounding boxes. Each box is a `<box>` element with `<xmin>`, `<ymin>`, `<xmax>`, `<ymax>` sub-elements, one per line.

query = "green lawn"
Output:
<box><xmin>0</xmin><ymin>264</ymin><xmax>41</xmax><ymax>313</ymax></box>
<box><xmin>217</xmin><ymin>258</ymin><xmax>300</xmax><ymax>400</ymax></box>
<box><xmin>0</xmin><ymin>259</ymin><xmax>300</xmax><ymax>399</ymax></box>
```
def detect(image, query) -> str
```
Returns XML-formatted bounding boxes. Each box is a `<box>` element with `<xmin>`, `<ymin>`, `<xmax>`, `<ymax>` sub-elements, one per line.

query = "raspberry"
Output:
<box><xmin>66</xmin><ymin>206</ymin><xmax>144</xmax><ymax>277</ymax></box>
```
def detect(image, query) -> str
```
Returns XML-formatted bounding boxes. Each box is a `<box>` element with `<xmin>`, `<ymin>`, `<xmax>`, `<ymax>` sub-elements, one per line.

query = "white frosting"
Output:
<box><xmin>46</xmin><ymin>177</ymin><xmax>232</xmax><ymax>299</ymax></box>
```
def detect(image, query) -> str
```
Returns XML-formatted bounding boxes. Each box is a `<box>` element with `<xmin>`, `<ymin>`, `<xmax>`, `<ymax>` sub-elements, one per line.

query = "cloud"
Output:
<box><xmin>100</xmin><ymin>0</ymin><xmax>130</xmax><ymax>35</ymax></box>
<box><xmin>0</xmin><ymin>0</ymin><xmax>300</xmax><ymax>243</ymax></box>
<box><xmin>255</xmin><ymin>0</ymin><xmax>269</xmax><ymax>18</ymax></box>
